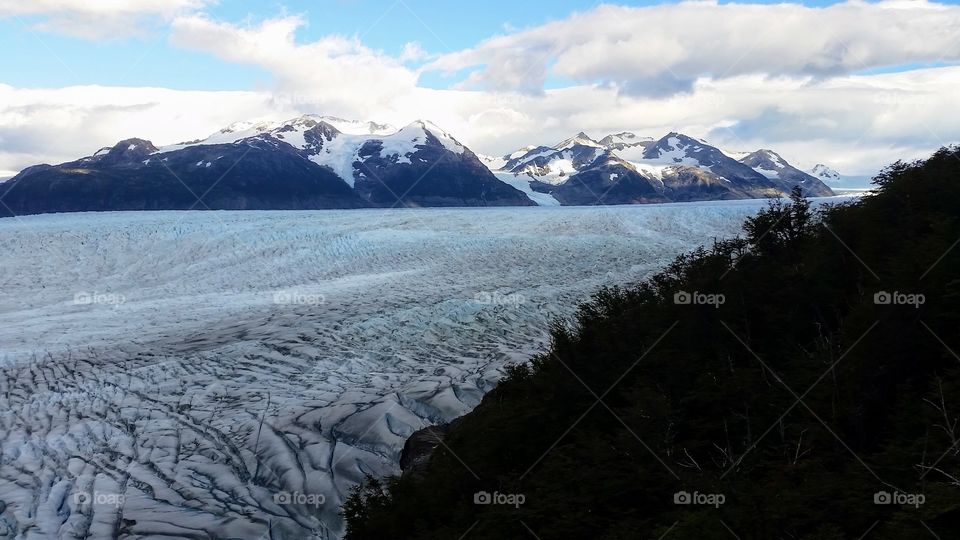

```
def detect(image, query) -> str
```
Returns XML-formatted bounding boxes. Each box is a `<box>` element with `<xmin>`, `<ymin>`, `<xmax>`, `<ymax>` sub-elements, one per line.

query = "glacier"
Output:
<box><xmin>0</xmin><ymin>200</ymin><xmax>847</xmax><ymax>538</ymax></box>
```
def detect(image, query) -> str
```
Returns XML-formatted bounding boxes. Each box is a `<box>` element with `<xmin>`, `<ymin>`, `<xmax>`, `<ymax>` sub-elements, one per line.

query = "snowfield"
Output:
<box><xmin>0</xmin><ymin>201</ymin><xmax>837</xmax><ymax>538</ymax></box>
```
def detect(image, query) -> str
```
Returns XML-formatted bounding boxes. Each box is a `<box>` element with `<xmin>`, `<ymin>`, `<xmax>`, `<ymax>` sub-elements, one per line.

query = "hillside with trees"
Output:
<box><xmin>342</xmin><ymin>147</ymin><xmax>960</xmax><ymax>539</ymax></box>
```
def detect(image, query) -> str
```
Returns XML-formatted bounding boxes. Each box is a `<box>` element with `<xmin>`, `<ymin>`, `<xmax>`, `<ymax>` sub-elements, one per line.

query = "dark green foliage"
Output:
<box><xmin>342</xmin><ymin>147</ymin><xmax>960</xmax><ymax>539</ymax></box>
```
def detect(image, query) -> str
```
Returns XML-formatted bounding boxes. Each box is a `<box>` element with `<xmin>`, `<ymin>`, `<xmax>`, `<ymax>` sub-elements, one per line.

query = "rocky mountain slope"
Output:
<box><xmin>490</xmin><ymin>131</ymin><xmax>834</xmax><ymax>205</ymax></box>
<box><xmin>341</xmin><ymin>147</ymin><xmax>960</xmax><ymax>540</ymax></box>
<box><xmin>0</xmin><ymin>116</ymin><xmax>534</xmax><ymax>216</ymax></box>
<box><xmin>0</xmin><ymin>117</ymin><xmax>834</xmax><ymax>216</ymax></box>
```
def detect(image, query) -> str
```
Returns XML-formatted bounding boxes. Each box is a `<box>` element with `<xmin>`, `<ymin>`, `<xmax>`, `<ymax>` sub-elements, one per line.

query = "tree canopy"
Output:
<box><xmin>343</xmin><ymin>147</ymin><xmax>960</xmax><ymax>540</ymax></box>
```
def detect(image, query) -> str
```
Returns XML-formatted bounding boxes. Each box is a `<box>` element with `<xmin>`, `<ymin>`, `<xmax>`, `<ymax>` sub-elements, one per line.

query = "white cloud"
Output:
<box><xmin>170</xmin><ymin>14</ymin><xmax>420</xmax><ymax>122</ymax></box>
<box><xmin>1</xmin><ymin>67</ymin><xmax>956</xmax><ymax>178</ymax></box>
<box><xmin>0</xmin><ymin>1</ymin><xmax>958</xmax><ymax>180</ymax></box>
<box><xmin>0</xmin><ymin>0</ymin><xmax>210</xmax><ymax>39</ymax></box>
<box><xmin>399</xmin><ymin>41</ymin><xmax>432</xmax><ymax>63</ymax></box>
<box><xmin>0</xmin><ymin>84</ymin><xmax>275</xmax><ymax>172</ymax></box>
<box><xmin>425</xmin><ymin>1</ymin><xmax>960</xmax><ymax>96</ymax></box>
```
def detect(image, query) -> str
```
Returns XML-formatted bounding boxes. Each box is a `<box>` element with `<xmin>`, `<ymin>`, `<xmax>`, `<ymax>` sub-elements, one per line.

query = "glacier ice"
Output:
<box><xmin>0</xmin><ymin>201</ymin><xmax>836</xmax><ymax>538</ymax></box>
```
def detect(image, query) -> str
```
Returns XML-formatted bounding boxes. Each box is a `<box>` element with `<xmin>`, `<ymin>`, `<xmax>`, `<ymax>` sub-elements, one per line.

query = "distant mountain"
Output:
<box><xmin>808</xmin><ymin>163</ymin><xmax>841</xmax><ymax>182</ymax></box>
<box><xmin>597</xmin><ymin>132</ymin><xmax>655</xmax><ymax>150</ymax></box>
<box><xmin>341</xmin><ymin>146</ymin><xmax>960</xmax><ymax>540</ymax></box>
<box><xmin>0</xmin><ymin>116</ymin><xmax>534</xmax><ymax>216</ymax></box>
<box><xmin>0</xmin><ymin>117</ymin><xmax>836</xmax><ymax>217</ymax></box>
<box><xmin>492</xmin><ymin>131</ymin><xmax>834</xmax><ymax>205</ymax></box>
<box><xmin>740</xmin><ymin>149</ymin><xmax>834</xmax><ymax>197</ymax></box>
<box><xmin>805</xmin><ymin>163</ymin><xmax>876</xmax><ymax>190</ymax></box>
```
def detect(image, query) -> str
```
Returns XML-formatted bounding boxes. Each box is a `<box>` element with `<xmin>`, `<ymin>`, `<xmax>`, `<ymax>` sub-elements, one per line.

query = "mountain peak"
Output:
<box><xmin>394</xmin><ymin>120</ymin><xmax>466</xmax><ymax>155</ymax></box>
<box><xmin>809</xmin><ymin>163</ymin><xmax>841</xmax><ymax>181</ymax></box>
<box><xmin>598</xmin><ymin>132</ymin><xmax>654</xmax><ymax>149</ymax></box>
<box><xmin>407</xmin><ymin>119</ymin><xmax>446</xmax><ymax>133</ymax></box>
<box><xmin>554</xmin><ymin>132</ymin><xmax>603</xmax><ymax>150</ymax></box>
<box><xmin>644</xmin><ymin>133</ymin><xmax>712</xmax><ymax>158</ymax></box>
<box><xmin>111</xmin><ymin>138</ymin><xmax>158</xmax><ymax>155</ymax></box>
<box><xmin>219</xmin><ymin>120</ymin><xmax>275</xmax><ymax>135</ymax></box>
<box><xmin>741</xmin><ymin>149</ymin><xmax>788</xmax><ymax>170</ymax></box>
<box><xmin>85</xmin><ymin>138</ymin><xmax>159</xmax><ymax>165</ymax></box>
<box><xmin>661</xmin><ymin>132</ymin><xmax>707</xmax><ymax>144</ymax></box>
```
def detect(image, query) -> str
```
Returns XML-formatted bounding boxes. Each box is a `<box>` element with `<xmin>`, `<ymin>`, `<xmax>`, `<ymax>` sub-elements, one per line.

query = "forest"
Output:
<box><xmin>343</xmin><ymin>147</ymin><xmax>960</xmax><ymax>539</ymax></box>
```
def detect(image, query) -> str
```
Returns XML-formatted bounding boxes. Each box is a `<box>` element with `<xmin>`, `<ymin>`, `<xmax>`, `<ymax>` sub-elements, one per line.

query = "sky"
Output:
<box><xmin>1</xmin><ymin>0</ymin><xmax>959</xmax><ymax>179</ymax></box>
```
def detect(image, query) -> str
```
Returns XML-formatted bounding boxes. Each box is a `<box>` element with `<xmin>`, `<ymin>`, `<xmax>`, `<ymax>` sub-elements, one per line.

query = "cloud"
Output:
<box><xmin>0</xmin><ymin>0</ymin><xmax>210</xmax><ymax>40</ymax></box>
<box><xmin>1</xmin><ymin>67</ymin><xmax>957</xmax><ymax>178</ymax></box>
<box><xmin>170</xmin><ymin>14</ymin><xmax>420</xmax><ymax>121</ymax></box>
<box><xmin>424</xmin><ymin>1</ymin><xmax>960</xmax><ymax>96</ymax></box>
<box><xmin>399</xmin><ymin>42</ymin><xmax>432</xmax><ymax>63</ymax></box>
<box><xmin>0</xmin><ymin>2</ymin><xmax>958</xmax><ymax>179</ymax></box>
<box><xmin>0</xmin><ymin>84</ymin><xmax>276</xmax><ymax>172</ymax></box>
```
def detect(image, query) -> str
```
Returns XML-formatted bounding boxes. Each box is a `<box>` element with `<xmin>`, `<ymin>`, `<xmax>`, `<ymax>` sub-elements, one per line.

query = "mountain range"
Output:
<box><xmin>0</xmin><ymin>115</ymin><xmax>835</xmax><ymax>216</ymax></box>
<box><xmin>483</xmin><ymin>131</ymin><xmax>834</xmax><ymax>205</ymax></box>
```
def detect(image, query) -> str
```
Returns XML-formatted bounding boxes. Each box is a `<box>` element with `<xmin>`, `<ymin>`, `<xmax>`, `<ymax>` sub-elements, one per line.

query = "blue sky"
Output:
<box><xmin>0</xmin><ymin>0</ymin><xmax>958</xmax><ymax>177</ymax></box>
<box><xmin>2</xmin><ymin>0</ymin><xmax>859</xmax><ymax>91</ymax></box>
<box><xmin>2</xmin><ymin>0</ymin><xmax>589</xmax><ymax>89</ymax></box>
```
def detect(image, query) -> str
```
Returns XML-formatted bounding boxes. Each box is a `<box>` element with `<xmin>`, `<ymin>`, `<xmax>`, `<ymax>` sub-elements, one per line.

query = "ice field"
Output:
<box><xmin>0</xmin><ymin>200</ymin><xmax>847</xmax><ymax>538</ymax></box>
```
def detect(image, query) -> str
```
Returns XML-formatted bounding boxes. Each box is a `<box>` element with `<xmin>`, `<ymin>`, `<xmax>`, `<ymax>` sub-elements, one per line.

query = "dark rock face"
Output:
<box><xmin>0</xmin><ymin>119</ymin><xmax>535</xmax><ymax>217</ymax></box>
<box><xmin>660</xmin><ymin>167</ymin><xmax>768</xmax><ymax>201</ymax></box>
<box><xmin>354</xmin><ymin>134</ymin><xmax>535</xmax><ymax>208</ymax></box>
<box><xmin>0</xmin><ymin>141</ymin><xmax>367</xmax><ymax>217</ymax></box>
<box><xmin>400</xmin><ymin>422</ymin><xmax>457</xmax><ymax>480</ymax></box>
<box><xmin>501</xmin><ymin>146</ymin><xmax>561</xmax><ymax>174</ymax></box>
<box><xmin>0</xmin><ymin>119</ymin><xmax>836</xmax><ymax>216</ymax></box>
<box><xmin>548</xmin><ymin>159</ymin><xmax>669</xmax><ymax>205</ymax></box>
<box><xmin>643</xmin><ymin>133</ymin><xmax>776</xmax><ymax>191</ymax></box>
<box><xmin>495</xmin><ymin>131</ymin><xmax>834</xmax><ymax>205</ymax></box>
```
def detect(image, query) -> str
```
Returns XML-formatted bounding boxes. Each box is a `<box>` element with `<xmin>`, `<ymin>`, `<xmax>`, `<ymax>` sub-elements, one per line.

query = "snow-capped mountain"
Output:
<box><xmin>598</xmin><ymin>132</ymin><xmax>655</xmax><ymax>150</ymax></box>
<box><xmin>1</xmin><ymin>116</ymin><xmax>534</xmax><ymax>216</ymax></box>
<box><xmin>806</xmin><ymin>163</ymin><xmax>877</xmax><ymax>189</ymax></box>
<box><xmin>488</xmin><ymin>131</ymin><xmax>834</xmax><ymax>205</ymax></box>
<box><xmin>740</xmin><ymin>149</ymin><xmax>835</xmax><ymax>196</ymax></box>
<box><xmin>1</xmin><ymin>116</ymin><xmax>836</xmax><ymax>217</ymax></box>
<box><xmin>554</xmin><ymin>132</ymin><xmax>606</xmax><ymax>150</ymax></box>
<box><xmin>808</xmin><ymin>163</ymin><xmax>841</xmax><ymax>182</ymax></box>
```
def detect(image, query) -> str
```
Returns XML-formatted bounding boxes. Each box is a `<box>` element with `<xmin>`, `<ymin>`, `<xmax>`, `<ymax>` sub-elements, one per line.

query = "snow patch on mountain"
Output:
<box><xmin>158</xmin><ymin>115</ymin><xmax>396</xmax><ymax>155</ymax></box>
<box><xmin>599</xmin><ymin>132</ymin><xmax>654</xmax><ymax>149</ymax></box>
<box><xmin>643</xmin><ymin>136</ymin><xmax>703</xmax><ymax>166</ymax></box>
<box><xmin>152</xmin><ymin>116</ymin><xmax>472</xmax><ymax>189</ymax></box>
<box><xmin>753</xmin><ymin>167</ymin><xmax>780</xmax><ymax>179</ymax></box>
<box><xmin>492</xmin><ymin>172</ymin><xmax>562</xmax><ymax>206</ymax></box>
<box><xmin>720</xmin><ymin>148</ymin><xmax>751</xmax><ymax>160</ymax></box>
<box><xmin>379</xmin><ymin>120</ymin><xmax>466</xmax><ymax>164</ymax></box>
<box><xmin>612</xmin><ymin>144</ymin><xmax>650</xmax><ymax>163</ymax></box>
<box><xmin>308</xmin><ymin>133</ymin><xmax>367</xmax><ymax>187</ymax></box>
<box><xmin>320</xmin><ymin>116</ymin><xmax>395</xmax><ymax>136</ymax></box>
<box><xmin>628</xmin><ymin>162</ymin><xmax>671</xmax><ymax>181</ymax></box>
